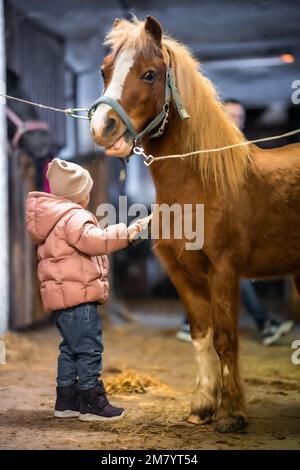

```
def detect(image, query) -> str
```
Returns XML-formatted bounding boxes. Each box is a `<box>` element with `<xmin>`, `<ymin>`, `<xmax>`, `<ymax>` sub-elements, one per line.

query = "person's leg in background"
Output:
<box><xmin>240</xmin><ymin>280</ymin><xmax>294</xmax><ymax>346</ymax></box>
<box><xmin>176</xmin><ymin>315</ymin><xmax>192</xmax><ymax>342</ymax></box>
<box><xmin>240</xmin><ymin>280</ymin><xmax>268</xmax><ymax>330</ymax></box>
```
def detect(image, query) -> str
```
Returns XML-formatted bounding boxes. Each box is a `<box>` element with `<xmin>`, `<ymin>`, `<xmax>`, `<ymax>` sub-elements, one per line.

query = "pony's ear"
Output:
<box><xmin>145</xmin><ymin>16</ymin><xmax>162</xmax><ymax>45</ymax></box>
<box><xmin>113</xmin><ymin>18</ymin><xmax>121</xmax><ymax>28</ymax></box>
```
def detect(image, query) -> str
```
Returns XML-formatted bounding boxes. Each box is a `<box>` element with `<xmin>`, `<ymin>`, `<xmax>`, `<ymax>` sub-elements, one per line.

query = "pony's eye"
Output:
<box><xmin>142</xmin><ymin>70</ymin><xmax>157</xmax><ymax>82</ymax></box>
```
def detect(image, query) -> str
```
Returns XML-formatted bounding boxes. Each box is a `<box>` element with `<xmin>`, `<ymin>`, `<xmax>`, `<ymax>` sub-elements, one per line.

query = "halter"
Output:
<box><xmin>6</xmin><ymin>106</ymin><xmax>49</xmax><ymax>150</ymax></box>
<box><xmin>88</xmin><ymin>68</ymin><xmax>190</xmax><ymax>145</ymax></box>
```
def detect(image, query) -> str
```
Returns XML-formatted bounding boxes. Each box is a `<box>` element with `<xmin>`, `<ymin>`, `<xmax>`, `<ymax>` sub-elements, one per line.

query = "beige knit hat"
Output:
<box><xmin>46</xmin><ymin>158</ymin><xmax>93</xmax><ymax>203</ymax></box>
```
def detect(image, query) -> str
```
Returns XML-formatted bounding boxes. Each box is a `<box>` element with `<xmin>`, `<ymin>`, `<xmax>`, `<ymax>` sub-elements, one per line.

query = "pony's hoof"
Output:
<box><xmin>214</xmin><ymin>415</ymin><xmax>247</xmax><ymax>433</ymax></box>
<box><xmin>187</xmin><ymin>409</ymin><xmax>213</xmax><ymax>425</ymax></box>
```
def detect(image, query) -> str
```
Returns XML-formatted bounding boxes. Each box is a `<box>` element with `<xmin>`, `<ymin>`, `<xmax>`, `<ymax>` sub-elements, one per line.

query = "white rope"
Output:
<box><xmin>0</xmin><ymin>92</ymin><xmax>89</xmax><ymax>119</ymax></box>
<box><xmin>147</xmin><ymin>128</ymin><xmax>300</xmax><ymax>165</ymax></box>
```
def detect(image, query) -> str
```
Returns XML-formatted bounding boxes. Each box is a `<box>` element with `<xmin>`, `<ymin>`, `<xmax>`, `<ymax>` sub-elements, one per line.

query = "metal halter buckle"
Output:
<box><xmin>133</xmin><ymin>146</ymin><xmax>154</xmax><ymax>166</ymax></box>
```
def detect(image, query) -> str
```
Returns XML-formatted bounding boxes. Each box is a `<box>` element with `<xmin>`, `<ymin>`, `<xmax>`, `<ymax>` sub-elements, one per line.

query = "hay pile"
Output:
<box><xmin>0</xmin><ymin>332</ymin><xmax>38</xmax><ymax>364</ymax></box>
<box><xmin>105</xmin><ymin>369</ymin><xmax>172</xmax><ymax>395</ymax></box>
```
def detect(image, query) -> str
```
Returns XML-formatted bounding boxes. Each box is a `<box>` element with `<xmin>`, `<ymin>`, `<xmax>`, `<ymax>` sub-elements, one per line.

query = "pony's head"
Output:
<box><xmin>90</xmin><ymin>16</ymin><xmax>171</xmax><ymax>157</ymax></box>
<box><xmin>91</xmin><ymin>16</ymin><xmax>251</xmax><ymax>194</ymax></box>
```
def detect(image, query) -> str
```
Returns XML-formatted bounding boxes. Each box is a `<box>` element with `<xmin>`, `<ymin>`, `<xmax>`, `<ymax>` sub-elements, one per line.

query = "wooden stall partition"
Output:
<box><xmin>9</xmin><ymin>149</ymin><xmax>44</xmax><ymax>329</ymax></box>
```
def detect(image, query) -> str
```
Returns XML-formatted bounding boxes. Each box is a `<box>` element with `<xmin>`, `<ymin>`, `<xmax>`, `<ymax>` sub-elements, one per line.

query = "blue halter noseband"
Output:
<box><xmin>88</xmin><ymin>68</ymin><xmax>190</xmax><ymax>145</ymax></box>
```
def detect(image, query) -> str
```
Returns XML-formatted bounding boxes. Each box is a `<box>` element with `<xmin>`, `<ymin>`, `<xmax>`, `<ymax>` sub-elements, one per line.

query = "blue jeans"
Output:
<box><xmin>240</xmin><ymin>280</ymin><xmax>269</xmax><ymax>330</ymax></box>
<box><xmin>55</xmin><ymin>302</ymin><xmax>103</xmax><ymax>390</ymax></box>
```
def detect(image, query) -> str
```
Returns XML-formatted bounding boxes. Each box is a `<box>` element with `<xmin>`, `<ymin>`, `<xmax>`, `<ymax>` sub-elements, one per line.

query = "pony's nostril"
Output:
<box><xmin>104</xmin><ymin>117</ymin><xmax>117</xmax><ymax>135</ymax></box>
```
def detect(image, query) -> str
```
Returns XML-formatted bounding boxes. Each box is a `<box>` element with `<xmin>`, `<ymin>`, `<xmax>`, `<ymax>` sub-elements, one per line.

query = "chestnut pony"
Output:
<box><xmin>90</xmin><ymin>16</ymin><xmax>300</xmax><ymax>432</ymax></box>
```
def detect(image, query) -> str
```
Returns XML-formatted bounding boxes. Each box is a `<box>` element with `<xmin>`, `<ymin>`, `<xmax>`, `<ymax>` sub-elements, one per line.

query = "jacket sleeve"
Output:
<box><xmin>64</xmin><ymin>210</ymin><xmax>128</xmax><ymax>256</ymax></box>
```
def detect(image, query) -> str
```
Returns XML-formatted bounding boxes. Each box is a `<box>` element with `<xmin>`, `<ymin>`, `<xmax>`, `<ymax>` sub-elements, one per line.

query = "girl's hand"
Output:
<box><xmin>127</xmin><ymin>222</ymin><xmax>142</xmax><ymax>241</ymax></box>
<box><xmin>127</xmin><ymin>214</ymin><xmax>153</xmax><ymax>242</ymax></box>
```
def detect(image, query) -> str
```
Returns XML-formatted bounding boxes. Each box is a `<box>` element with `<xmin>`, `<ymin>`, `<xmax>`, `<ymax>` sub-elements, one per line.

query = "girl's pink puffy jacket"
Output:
<box><xmin>26</xmin><ymin>192</ymin><xmax>128</xmax><ymax>313</ymax></box>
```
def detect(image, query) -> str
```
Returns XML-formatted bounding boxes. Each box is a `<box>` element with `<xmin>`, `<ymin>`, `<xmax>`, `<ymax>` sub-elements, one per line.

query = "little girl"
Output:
<box><xmin>26</xmin><ymin>158</ymin><xmax>143</xmax><ymax>422</ymax></box>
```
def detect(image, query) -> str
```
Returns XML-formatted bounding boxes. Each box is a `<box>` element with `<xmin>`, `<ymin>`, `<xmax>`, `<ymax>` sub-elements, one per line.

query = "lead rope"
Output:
<box><xmin>133</xmin><ymin>127</ymin><xmax>300</xmax><ymax>167</ymax></box>
<box><xmin>0</xmin><ymin>92</ymin><xmax>90</xmax><ymax>120</ymax></box>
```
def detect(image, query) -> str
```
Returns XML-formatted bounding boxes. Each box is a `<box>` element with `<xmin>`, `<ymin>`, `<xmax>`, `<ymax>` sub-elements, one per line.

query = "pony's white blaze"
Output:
<box><xmin>91</xmin><ymin>49</ymin><xmax>136</xmax><ymax>133</ymax></box>
<box><xmin>189</xmin><ymin>329</ymin><xmax>221</xmax><ymax>422</ymax></box>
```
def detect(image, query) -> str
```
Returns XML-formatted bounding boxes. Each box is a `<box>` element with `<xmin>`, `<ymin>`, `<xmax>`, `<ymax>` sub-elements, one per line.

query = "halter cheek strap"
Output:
<box><xmin>88</xmin><ymin>68</ymin><xmax>190</xmax><ymax>144</ymax></box>
<box><xmin>167</xmin><ymin>69</ymin><xmax>190</xmax><ymax>120</ymax></box>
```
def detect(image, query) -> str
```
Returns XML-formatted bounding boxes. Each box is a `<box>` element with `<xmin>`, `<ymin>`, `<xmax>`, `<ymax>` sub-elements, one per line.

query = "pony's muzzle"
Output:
<box><xmin>90</xmin><ymin>105</ymin><xmax>126</xmax><ymax>148</ymax></box>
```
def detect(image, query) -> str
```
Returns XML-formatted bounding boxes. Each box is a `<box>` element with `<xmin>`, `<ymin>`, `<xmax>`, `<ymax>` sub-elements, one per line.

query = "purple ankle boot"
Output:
<box><xmin>54</xmin><ymin>382</ymin><xmax>80</xmax><ymax>418</ymax></box>
<box><xmin>79</xmin><ymin>382</ymin><xmax>126</xmax><ymax>422</ymax></box>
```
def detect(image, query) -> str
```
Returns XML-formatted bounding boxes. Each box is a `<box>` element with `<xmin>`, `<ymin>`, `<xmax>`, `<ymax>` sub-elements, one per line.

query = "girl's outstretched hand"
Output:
<box><xmin>127</xmin><ymin>221</ymin><xmax>142</xmax><ymax>241</ymax></box>
<box><xmin>127</xmin><ymin>214</ymin><xmax>153</xmax><ymax>242</ymax></box>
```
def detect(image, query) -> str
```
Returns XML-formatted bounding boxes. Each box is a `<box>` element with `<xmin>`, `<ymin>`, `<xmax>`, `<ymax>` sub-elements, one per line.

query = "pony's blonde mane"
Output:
<box><xmin>105</xmin><ymin>18</ymin><xmax>252</xmax><ymax>194</ymax></box>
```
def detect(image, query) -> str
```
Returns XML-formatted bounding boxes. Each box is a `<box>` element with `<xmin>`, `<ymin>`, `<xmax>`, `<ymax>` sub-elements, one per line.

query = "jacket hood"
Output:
<box><xmin>26</xmin><ymin>192</ymin><xmax>81</xmax><ymax>244</ymax></box>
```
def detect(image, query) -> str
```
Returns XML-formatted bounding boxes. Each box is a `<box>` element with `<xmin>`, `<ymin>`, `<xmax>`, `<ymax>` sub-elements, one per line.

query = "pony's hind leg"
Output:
<box><xmin>212</xmin><ymin>266</ymin><xmax>246</xmax><ymax>433</ymax></box>
<box><xmin>157</xmin><ymin>245</ymin><xmax>221</xmax><ymax>425</ymax></box>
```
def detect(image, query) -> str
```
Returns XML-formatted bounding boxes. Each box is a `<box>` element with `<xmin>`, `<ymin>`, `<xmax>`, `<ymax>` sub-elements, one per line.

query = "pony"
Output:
<box><xmin>89</xmin><ymin>16</ymin><xmax>300</xmax><ymax>433</ymax></box>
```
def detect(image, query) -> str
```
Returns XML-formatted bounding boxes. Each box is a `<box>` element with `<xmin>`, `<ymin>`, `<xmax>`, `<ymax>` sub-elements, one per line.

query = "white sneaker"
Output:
<box><xmin>176</xmin><ymin>324</ymin><xmax>192</xmax><ymax>342</ymax></box>
<box><xmin>262</xmin><ymin>320</ymin><xmax>294</xmax><ymax>346</ymax></box>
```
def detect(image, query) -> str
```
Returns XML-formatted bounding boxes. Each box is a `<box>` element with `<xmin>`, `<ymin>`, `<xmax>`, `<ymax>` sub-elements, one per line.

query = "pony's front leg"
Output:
<box><xmin>188</xmin><ymin>323</ymin><xmax>221</xmax><ymax>425</ymax></box>
<box><xmin>211</xmin><ymin>266</ymin><xmax>247</xmax><ymax>433</ymax></box>
<box><xmin>157</xmin><ymin>245</ymin><xmax>221</xmax><ymax>425</ymax></box>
